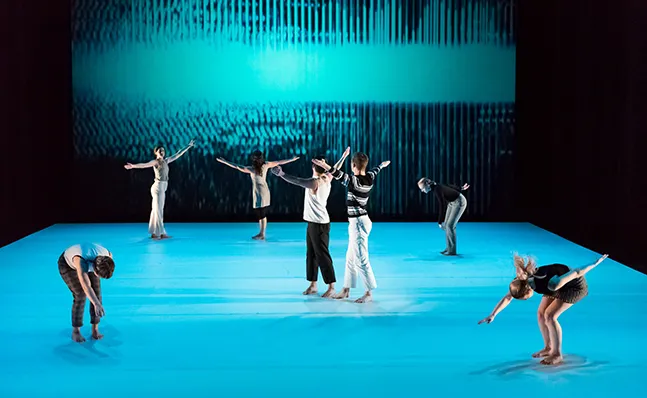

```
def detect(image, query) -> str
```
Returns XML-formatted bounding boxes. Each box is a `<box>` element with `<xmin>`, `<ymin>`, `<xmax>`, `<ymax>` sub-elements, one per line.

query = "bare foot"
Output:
<box><xmin>252</xmin><ymin>234</ymin><xmax>265</xmax><ymax>240</ymax></box>
<box><xmin>160</xmin><ymin>234</ymin><xmax>171</xmax><ymax>239</ymax></box>
<box><xmin>333</xmin><ymin>289</ymin><xmax>350</xmax><ymax>300</ymax></box>
<box><xmin>532</xmin><ymin>348</ymin><xmax>552</xmax><ymax>358</ymax></box>
<box><xmin>92</xmin><ymin>331</ymin><xmax>104</xmax><ymax>340</ymax></box>
<box><xmin>355</xmin><ymin>292</ymin><xmax>373</xmax><ymax>303</ymax></box>
<box><xmin>321</xmin><ymin>287</ymin><xmax>335</xmax><ymax>298</ymax></box>
<box><xmin>303</xmin><ymin>285</ymin><xmax>318</xmax><ymax>295</ymax></box>
<box><xmin>151</xmin><ymin>234</ymin><xmax>159</xmax><ymax>239</ymax></box>
<box><xmin>72</xmin><ymin>330</ymin><xmax>86</xmax><ymax>343</ymax></box>
<box><xmin>540</xmin><ymin>355</ymin><xmax>564</xmax><ymax>365</ymax></box>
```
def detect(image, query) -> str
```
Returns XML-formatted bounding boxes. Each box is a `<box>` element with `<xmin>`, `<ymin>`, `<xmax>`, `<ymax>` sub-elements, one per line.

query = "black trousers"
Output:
<box><xmin>306</xmin><ymin>222</ymin><xmax>336</xmax><ymax>284</ymax></box>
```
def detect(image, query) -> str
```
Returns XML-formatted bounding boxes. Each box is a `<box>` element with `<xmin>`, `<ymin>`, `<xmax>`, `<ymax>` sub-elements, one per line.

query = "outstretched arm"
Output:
<box><xmin>548</xmin><ymin>254</ymin><xmax>608</xmax><ymax>291</ymax></box>
<box><xmin>167</xmin><ymin>139</ymin><xmax>195</xmax><ymax>163</ymax></box>
<box><xmin>332</xmin><ymin>146</ymin><xmax>351</xmax><ymax>170</ymax></box>
<box><xmin>271</xmin><ymin>166</ymin><xmax>319</xmax><ymax>190</ymax></box>
<box><xmin>217</xmin><ymin>158</ymin><xmax>252</xmax><ymax>174</ymax></box>
<box><xmin>313</xmin><ymin>158</ymin><xmax>350</xmax><ymax>186</ymax></box>
<box><xmin>367</xmin><ymin>160</ymin><xmax>390</xmax><ymax>180</ymax></box>
<box><xmin>478</xmin><ymin>293</ymin><xmax>513</xmax><ymax>324</ymax></box>
<box><xmin>266</xmin><ymin>156</ymin><xmax>299</xmax><ymax>168</ymax></box>
<box><xmin>124</xmin><ymin>160</ymin><xmax>157</xmax><ymax>169</ymax></box>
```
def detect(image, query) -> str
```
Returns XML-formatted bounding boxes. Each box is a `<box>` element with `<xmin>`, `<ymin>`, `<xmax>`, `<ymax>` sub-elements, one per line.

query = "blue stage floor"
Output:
<box><xmin>1</xmin><ymin>222</ymin><xmax>646</xmax><ymax>397</ymax></box>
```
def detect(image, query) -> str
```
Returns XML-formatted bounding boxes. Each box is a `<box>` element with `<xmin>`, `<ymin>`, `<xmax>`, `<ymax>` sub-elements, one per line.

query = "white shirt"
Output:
<box><xmin>303</xmin><ymin>176</ymin><xmax>331</xmax><ymax>224</ymax></box>
<box><xmin>64</xmin><ymin>243</ymin><xmax>110</xmax><ymax>273</ymax></box>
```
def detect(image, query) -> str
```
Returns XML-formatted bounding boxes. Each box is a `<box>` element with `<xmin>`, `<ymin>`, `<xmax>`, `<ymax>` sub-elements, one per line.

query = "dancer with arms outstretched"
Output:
<box><xmin>124</xmin><ymin>139</ymin><xmax>195</xmax><ymax>239</ymax></box>
<box><xmin>217</xmin><ymin>151</ymin><xmax>298</xmax><ymax>240</ymax></box>
<box><xmin>272</xmin><ymin>147</ymin><xmax>351</xmax><ymax>297</ymax></box>
<box><xmin>312</xmin><ymin>150</ymin><xmax>390</xmax><ymax>303</ymax></box>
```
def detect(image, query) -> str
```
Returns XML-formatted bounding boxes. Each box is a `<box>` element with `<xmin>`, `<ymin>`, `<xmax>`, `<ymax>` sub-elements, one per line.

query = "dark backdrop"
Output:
<box><xmin>0</xmin><ymin>0</ymin><xmax>71</xmax><ymax>248</ymax></box>
<box><xmin>516</xmin><ymin>0</ymin><xmax>647</xmax><ymax>273</ymax></box>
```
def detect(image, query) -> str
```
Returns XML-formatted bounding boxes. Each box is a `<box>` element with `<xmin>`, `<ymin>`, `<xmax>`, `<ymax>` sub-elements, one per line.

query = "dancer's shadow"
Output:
<box><xmin>403</xmin><ymin>254</ymin><xmax>466</xmax><ymax>262</ymax></box>
<box><xmin>53</xmin><ymin>325</ymin><xmax>123</xmax><ymax>366</ymax></box>
<box><xmin>470</xmin><ymin>355</ymin><xmax>611</xmax><ymax>378</ymax></box>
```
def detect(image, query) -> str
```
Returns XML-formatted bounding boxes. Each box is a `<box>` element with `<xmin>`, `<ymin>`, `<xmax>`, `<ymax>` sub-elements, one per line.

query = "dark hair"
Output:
<box><xmin>153</xmin><ymin>145</ymin><xmax>165</xmax><ymax>155</ymax></box>
<box><xmin>352</xmin><ymin>152</ymin><xmax>369</xmax><ymax>172</ymax></box>
<box><xmin>312</xmin><ymin>155</ymin><xmax>327</xmax><ymax>174</ymax></box>
<box><xmin>94</xmin><ymin>256</ymin><xmax>115</xmax><ymax>279</ymax></box>
<box><xmin>251</xmin><ymin>150</ymin><xmax>265</xmax><ymax>175</ymax></box>
<box><xmin>509</xmin><ymin>278</ymin><xmax>532</xmax><ymax>299</ymax></box>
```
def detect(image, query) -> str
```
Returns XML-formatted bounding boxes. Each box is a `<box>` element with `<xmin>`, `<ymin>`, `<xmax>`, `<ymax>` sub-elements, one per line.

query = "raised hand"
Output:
<box><xmin>312</xmin><ymin>158</ymin><xmax>331</xmax><ymax>170</ymax></box>
<box><xmin>124</xmin><ymin>163</ymin><xmax>134</xmax><ymax>170</ymax></box>
<box><xmin>343</xmin><ymin>146</ymin><xmax>351</xmax><ymax>157</ymax></box>
<box><xmin>595</xmin><ymin>254</ymin><xmax>609</xmax><ymax>265</ymax></box>
<box><xmin>380</xmin><ymin>160</ymin><xmax>391</xmax><ymax>168</ymax></box>
<box><xmin>188</xmin><ymin>139</ymin><xmax>196</xmax><ymax>147</ymax></box>
<box><xmin>462</xmin><ymin>183</ymin><xmax>470</xmax><ymax>190</ymax></box>
<box><xmin>271</xmin><ymin>166</ymin><xmax>284</xmax><ymax>177</ymax></box>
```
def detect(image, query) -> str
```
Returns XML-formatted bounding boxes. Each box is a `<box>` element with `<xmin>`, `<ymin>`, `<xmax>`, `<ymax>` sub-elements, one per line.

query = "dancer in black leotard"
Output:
<box><xmin>478</xmin><ymin>253</ymin><xmax>608</xmax><ymax>365</ymax></box>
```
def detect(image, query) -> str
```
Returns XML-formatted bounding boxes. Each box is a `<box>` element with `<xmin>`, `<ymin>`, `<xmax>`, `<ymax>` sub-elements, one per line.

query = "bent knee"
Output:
<box><xmin>544</xmin><ymin>311</ymin><xmax>561</xmax><ymax>323</ymax></box>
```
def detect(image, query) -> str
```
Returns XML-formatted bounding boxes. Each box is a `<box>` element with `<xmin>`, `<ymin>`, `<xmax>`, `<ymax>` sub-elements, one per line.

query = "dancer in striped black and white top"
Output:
<box><xmin>312</xmin><ymin>150</ymin><xmax>390</xmax><ymax>303</ymax></box>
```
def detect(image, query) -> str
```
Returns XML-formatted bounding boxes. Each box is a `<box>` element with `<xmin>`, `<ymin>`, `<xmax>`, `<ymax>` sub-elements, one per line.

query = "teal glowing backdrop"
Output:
<box><xmin>72</xmin><ymin>0</ymin><xmax>516</xmax><ymax>221</ymax></box>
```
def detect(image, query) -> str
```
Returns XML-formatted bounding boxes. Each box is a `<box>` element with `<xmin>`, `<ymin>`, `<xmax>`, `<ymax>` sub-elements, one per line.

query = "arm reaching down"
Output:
<box><xmin>73</xmin><ymin>257</ymin><xmax>104</xmax><ymax>317</ymax></box>
<box><xmin>478</xmin><ymin>293</ymin><xmax>513</xmax><ymax>324</ymax></box>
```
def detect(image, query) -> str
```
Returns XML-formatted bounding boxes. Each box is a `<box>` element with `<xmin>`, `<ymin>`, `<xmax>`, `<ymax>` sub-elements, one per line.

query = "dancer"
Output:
<box><xmin>417</xmin><ymin>178</ymin><xmax>470</xmax><ymax>255</ymax></box>
<box><xmin>124</xmin><ymin>139</ymin><xmax>195</xmax><ymax>239</ymax></box>
<box><xmin>312</xmin><ymin>151</ymin><xmax>390</xmax><ymax>303</ymax></box>
<box><xmin>478</xmin><ymin>253</ymin><xmax>609</xmax><ymax>365</ymax></box>
<box><xmin>59</xmin><ymin>243</ymin><xmax>115</xmax><ymax>343</ymax></box>
<box><xmin>271</xmin><ymin>148</ymin><xmax>351</xmax><ymax>297</ymax></box>
<box><xmin>217</xmin><ymin>151</ymin><xmax>298</xmax><ymax>240</ymax></box>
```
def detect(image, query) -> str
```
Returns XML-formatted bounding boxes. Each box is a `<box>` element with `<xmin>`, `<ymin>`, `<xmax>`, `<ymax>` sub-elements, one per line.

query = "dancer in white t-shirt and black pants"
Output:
<box><xmin>272</xmin><ymin>149</ymin><xmax>351</xmax><ymax>297</ymax></box>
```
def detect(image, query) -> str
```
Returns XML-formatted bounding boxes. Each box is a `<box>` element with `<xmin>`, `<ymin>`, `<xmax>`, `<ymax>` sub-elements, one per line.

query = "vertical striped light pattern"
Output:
<box><xmin>72</xmin><ymin>0</ymin><xmax>516</xmax><ymax>220</ymax></box>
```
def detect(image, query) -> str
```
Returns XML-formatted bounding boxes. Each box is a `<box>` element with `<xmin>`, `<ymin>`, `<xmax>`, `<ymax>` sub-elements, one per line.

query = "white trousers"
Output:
<box><xmin>344</xmin><ymin>215</ymin><xmax>377</xmax><ymax>291</ymax></box>
<box><xmin>149</xmin><ymin>180</ymin><xmax>168</xmax><ymax>236</ymax></box>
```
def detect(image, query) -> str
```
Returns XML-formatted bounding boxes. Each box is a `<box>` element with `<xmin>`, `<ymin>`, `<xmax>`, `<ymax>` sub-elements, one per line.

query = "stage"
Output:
<box><xmin>0</xmin><ymin>222</ymin><xmax>645</xmax><ymax>397</ymax></box>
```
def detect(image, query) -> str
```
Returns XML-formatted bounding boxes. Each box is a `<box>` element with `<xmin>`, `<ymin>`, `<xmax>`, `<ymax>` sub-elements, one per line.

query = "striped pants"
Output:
<box><xmin>58</xmin><ymin>253</ymin><xmax>102</xmax><ymax>327</ymax></box>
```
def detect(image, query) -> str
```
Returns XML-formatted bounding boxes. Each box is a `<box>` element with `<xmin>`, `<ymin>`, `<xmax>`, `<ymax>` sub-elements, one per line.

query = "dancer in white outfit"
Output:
<box><xmin>217</xmin><ymin>151</ymin><xmax>298</xmax><ymax>240</ymax></box>
<box><xmin>124</xmin><ymin>139</ymin><xmax>195</xmax><ymax>239</ymax></box>
<box><xmin>312</xmin><ymin>150</ymin><xmax>390</xmax><ymax>303</ymax></box>
<box><xmin>271</xmin><ymin>149</ymin><xmax>351</xmax><ymax>297</ymax></box>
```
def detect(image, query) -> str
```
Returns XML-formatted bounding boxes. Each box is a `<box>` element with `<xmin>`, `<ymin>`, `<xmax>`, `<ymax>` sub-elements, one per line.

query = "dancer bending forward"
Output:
<box><xmin>478</xmin><ymin>253</ymin><xmax>609</xmax><ymax>365</ymax></box>
<box><xmin>59</xmin><ymin>243</ymin><xmax>115</xmax><ymax>343</ymax></box>
<box><xmin>124</xmin><ymin>139</ymin><xmax>195</xmax><ymax>239</ymax></box>
<box><xmin>217</xmin><ymin>151</ymin><xmax>298</xmax><ymax>240</ymax></box>
<box><xmin>417</xmin><ymin>178</ymin><xmax>469</xmax><ymax>255</ymax></box>
<box><xmin>272</xmin><ymin>148</ymin><xmax>351</xmax><ymax>297</ymax></box>
<box><xmin>312</xmin><ymin>151</ymin><xmax>390</xmax><ymax>303</ymax></box>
